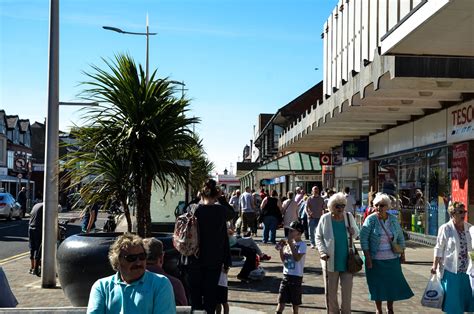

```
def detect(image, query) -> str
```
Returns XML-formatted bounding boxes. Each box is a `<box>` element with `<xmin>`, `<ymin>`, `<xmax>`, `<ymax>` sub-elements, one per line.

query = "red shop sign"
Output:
<box><xmin>451</xmin><ymin>142</ymin><xmax>469</xmax><ymax>218</ymax></box>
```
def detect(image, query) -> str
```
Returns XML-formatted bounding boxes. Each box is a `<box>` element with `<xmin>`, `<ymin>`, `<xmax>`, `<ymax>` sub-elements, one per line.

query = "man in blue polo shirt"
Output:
<box><xmin>87</xmin><ymin>234</ymin><xmax>175</xmax><ymax>314</ymax></box>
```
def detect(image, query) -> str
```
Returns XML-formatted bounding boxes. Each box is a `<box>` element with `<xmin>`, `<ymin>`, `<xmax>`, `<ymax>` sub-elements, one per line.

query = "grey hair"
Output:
<box><xmin>108</xmin><ymin>233</ymin><xmax>144</xmax><ymax>271</ymax></box>
<box><xmin>373</xmin><ymin>193</ymin><xmax>392</xmax><ymax>207</ymax></box>
<box><xmin>327</xmin><ymin>192</ymin><xmax>347</xmax><ymax>213</ymax></box>
<box><xmin>143</xmin><ymin>238</ymin><xmax>163</xmax><ymax>262</ymax></box>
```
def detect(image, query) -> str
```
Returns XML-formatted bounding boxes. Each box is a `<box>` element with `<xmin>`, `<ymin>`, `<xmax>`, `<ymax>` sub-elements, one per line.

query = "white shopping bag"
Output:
<box><xmin>421</xmin><ymin>274</ymin><xmax>444</xmax><ymax>309</ymax></box>
<box><xmin>218</xmin><ymin>271</ymin><xmax>228</xmax><ymax>287</ymax></box>
<box><xmin>469</xmin><ymin>268</ymin><xmax>474</xmax><ymax>298</ymax></box>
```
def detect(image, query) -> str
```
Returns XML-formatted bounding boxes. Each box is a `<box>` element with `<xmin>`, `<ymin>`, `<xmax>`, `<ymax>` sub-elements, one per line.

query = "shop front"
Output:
<box><xmin>290</xmin><ymin>174</ymin><xmax>322</xmax><ymax>195</ymax></box>
<box><xmin>370</xmin><ymin>110</ymin><xmax>443</xmax><ymax>243</ymax></box>
<box><xmin>370</xmin><ymin>103</ymin><xmax>474</xmax><ymax>244</ymax></box>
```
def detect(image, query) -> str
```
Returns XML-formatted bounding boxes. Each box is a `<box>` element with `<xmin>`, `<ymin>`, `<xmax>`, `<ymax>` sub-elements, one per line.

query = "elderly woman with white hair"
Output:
<box><xmin>359</xmin><ymin>193</ymin><xmax>413</xmax><ymax>314</ymax></box>
<box><xmin>315</xmin><ymin>192</ymin><xmax>359</xmax><ymax>314</ymax></box>
<box><xmin>431</xmin><ymin>201</ymin><xmax>474</xmax><ymax>313</ymax></box>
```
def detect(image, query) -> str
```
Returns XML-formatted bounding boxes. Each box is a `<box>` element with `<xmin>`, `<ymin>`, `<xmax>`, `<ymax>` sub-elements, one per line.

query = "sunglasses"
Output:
<box><xmin>375</xmin><ymin>203</ymin><xmax>387</xmax><ymax>208</ymax></box>
<box><xmin>453</xmin><ymin>201</ymin><xmax>465</xmax><ymax>208</ymax></box>
<box><xmin>455</xmin><ymin>210</ymin><xmax>467</xmax><ymax>215</ymax></box>
<box><xmin>121</xmin><ymin>252</ymin><xmax>147</xmax><ymax>263</ymax></box>
<box><xmin>335</xmin><ymin>204</ymin><xmax>346</xmax><ymax>209</ymax></box>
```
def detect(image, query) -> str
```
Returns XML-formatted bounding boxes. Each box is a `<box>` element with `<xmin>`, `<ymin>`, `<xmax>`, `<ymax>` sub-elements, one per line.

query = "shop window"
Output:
<box><xmin>398</xmin><ymin>152</ymin><xmax>427</xmax><ymax>234</ymax></box>
<box><xmin>376</xmin><ymin>147</ymin><xmax>451</xmax><ymax>236</ymax></box>
<box><xmin>377</xmin><ymin>158</ymin><xmax>398</xmax><ymax>197</ymax></box>
<box><xmin>426</xmin><ymin>148</ymin><xmax>450</xmax><ymax>236</ymax></box>
<box><xmin>7</xmin><ymin>151</ymin><xmax>14</xmax><ymax>169</ymax></box>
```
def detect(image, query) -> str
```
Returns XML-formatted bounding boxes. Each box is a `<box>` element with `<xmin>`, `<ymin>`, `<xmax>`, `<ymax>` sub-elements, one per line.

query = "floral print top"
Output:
<box><xmin>457</xmin><ymin>229</ymin><xmax>469</xmax><ymax>273</ymax></box>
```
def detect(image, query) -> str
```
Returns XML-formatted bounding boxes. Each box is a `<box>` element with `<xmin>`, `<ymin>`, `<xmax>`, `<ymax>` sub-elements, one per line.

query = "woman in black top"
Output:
<box><xmin>187</xmin><ymin>179</ymin><xmax>231</xmax><ymax>314</ymax></box>
<box><xmin>260</xmin><ymin>190</ymin><xmax>282</xmax><ymax>244</ymax></box>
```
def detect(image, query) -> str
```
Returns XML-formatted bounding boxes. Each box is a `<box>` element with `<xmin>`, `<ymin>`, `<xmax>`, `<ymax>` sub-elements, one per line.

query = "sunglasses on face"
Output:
<box><xmin>453</xmin><ymin>201</ymin><xmax>465</xmax><ymax>208</ymax></box>
<box><xmin>335</xmin><ymin>204</ymin><xmax>345</xmax><ymax>209</ymax></box>
<box><xmin>375</xmin><ymin>203</ymin><xmax>387</xmax><ymax>208</ymax></box>
<box><xmin>121</xmin><ymin>252</ymin><xmax>147</xmax><ymax>263</ymax></box>
<box><xmin>455</xmin><ymin>210</ymin><xmax>467</xmax><ymax>215</ymax></box>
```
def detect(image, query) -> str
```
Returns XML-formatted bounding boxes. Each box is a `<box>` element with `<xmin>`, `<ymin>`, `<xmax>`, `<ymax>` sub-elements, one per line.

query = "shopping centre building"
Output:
<box><xmin>240</xmin><ymin>0</ymin><xmax>474</xmax><ymax>244</ymax></box>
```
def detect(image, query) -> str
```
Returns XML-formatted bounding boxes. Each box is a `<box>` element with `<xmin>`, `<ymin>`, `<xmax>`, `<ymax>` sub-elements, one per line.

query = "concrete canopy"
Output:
<box><xmin>279</xmin><ymin>51</ymin><xmax>474</xmax><ymax>153</ymax></box>
<box><xmin>381</xmin><ymin>0</ymin><xmax>474</xmax><ymax>57</ymax></box>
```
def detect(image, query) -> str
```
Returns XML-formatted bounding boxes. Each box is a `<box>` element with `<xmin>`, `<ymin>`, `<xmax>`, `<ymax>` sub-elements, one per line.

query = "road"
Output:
<box><xmin>0</xmin><ymin>211</ymin><xmax>108</xmax><ymax>261</ymax></box>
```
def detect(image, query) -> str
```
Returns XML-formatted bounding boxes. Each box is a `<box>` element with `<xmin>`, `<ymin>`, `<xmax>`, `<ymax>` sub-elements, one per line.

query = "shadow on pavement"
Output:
<box><xmin>0</xmin><ymin>236</ymin><xmax>28</xmax><ymax>242</ymax></box>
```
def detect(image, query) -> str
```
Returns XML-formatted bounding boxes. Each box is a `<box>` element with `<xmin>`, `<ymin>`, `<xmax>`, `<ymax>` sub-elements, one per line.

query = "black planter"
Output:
<box><xmin>57</xmin><ymin>232</ymin><xmax>178</xmax><ymax>307</ymax></box>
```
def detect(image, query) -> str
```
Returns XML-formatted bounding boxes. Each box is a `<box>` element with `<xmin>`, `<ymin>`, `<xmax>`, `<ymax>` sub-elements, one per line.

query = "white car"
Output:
<box><xmin>0</xmin><ymin>193</ymin><xmax>22</xmax><ymax>220</ymax></box>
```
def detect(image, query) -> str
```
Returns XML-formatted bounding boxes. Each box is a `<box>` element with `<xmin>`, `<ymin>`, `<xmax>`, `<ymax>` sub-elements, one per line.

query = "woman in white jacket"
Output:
<box><xmin>316</xmin><ymin>192</ymin><xmax>359</xmax><ymax>314</ymax></box>
<box><xmin>432</xmin><ymin>201</ymin><xmax>474</xmax><ymax>313</ymax></box>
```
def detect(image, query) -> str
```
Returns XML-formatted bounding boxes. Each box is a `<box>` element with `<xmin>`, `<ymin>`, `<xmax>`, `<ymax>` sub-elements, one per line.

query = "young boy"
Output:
<box><xmin>276</xmin><ymin>220</ymin><xmax>307</xmax><ymax>314</ymax></box>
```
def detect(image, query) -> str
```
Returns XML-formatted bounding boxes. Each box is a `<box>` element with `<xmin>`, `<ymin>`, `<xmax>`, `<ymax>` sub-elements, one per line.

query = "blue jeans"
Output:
<box><xmin>308</xmin><ymin>217</ymin><xmax>320</xmax><ymax>246</ymax></box>
<box><xmin>262</xmin><ymin>216</ymin><xmax>278</xmax><ymax>243</ymax></box>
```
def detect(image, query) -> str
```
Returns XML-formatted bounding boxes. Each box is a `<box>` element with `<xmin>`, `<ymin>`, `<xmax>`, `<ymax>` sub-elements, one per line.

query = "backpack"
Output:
<box><xmin>173</xmin><ymin>204</ymin><xmax>200</xmax><ymax>259</ymax></box>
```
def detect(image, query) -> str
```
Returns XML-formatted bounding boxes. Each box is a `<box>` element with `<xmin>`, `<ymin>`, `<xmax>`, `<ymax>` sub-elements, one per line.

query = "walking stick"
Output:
<box><xmin>324</xmin><ymin>259</ymin><xmax>329</xmax><ymax>314</ymax></box>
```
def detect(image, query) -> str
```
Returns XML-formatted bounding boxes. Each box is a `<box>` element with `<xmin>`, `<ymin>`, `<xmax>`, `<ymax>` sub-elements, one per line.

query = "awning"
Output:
<box><xmin>257</xmin><ymin>152</ymin><xmax>322</xmax><ymax>172</ymax></box>
<box><xmin>0</xmin><ymin>175</ymin><xmax>34</xmax><ymax>184</ymax></box>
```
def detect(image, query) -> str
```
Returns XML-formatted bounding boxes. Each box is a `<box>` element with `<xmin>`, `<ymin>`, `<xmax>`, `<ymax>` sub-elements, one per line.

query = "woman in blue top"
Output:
<box><xmin>360</xmin><ymin>193</ymin><xmax>413</xmax><ymax>314</ymax></box>
<box><xmin>316</xmin><ymin>192</ymin><xmax>359</xmax><ymax>314</ymax></box>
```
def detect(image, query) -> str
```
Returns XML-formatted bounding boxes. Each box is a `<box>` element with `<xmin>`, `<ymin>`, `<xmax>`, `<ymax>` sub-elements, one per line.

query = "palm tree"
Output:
<box><xmin>64</xmin><ymin>54</ymin><xmax>199</xmax><ymax>237</ymax></box>
<box><xmin>183</xmin><ymin>135</ymin><xmax>215</xmax><ymax>196</ymax></box>
<box><xmin>62</xmin><ymin>127</ymin><xmax>134</xmax><ymax>232</ymax></box>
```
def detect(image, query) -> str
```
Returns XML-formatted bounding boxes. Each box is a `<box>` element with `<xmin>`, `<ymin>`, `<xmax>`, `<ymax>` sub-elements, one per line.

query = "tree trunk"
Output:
<box><xmin>143</xmin><ymin>177</ymin><xmax>153</xmax><ymax>237</ymax></box>
<box><xmin>135</xmin><ymin>175</ymin><xmax>153</xmax><ymax>238</ymax></box>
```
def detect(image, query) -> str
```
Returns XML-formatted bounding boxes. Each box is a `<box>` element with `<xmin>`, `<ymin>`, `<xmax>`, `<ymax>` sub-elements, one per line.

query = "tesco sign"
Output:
<box><xmin>447</xmin><ymin>100</ymin><xmax>474</xmax><ymax>144</ymax></box>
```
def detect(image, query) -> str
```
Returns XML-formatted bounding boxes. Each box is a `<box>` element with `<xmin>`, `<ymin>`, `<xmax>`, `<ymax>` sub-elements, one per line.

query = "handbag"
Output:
<box><xmin>378</xmin><ymin>218</ymin><xmax>404</xmax><ymax>254</ymax></box>
<box><xmin>346</xmin><ymin>213</ymin><xmax>363</xmax><ymax>273</ymax></box>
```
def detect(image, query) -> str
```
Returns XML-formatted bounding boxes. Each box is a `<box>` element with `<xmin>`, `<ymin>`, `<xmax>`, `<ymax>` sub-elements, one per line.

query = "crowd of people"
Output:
<box><xmin>2</xmin><ymin>179</ymin><xmax>471</xmax><ymax>313</ymax></box>
<box><xmin>82</xmin><ymin>181</ymin><xmax>474</xmax><ymax>314</ymax></box>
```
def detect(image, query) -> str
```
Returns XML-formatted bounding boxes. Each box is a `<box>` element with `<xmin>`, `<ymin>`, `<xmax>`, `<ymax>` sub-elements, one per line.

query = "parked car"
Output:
<box><xmin>0</xmin><ymin>193</ymin><xmax>22</xmax><ymax>220</ymax></box>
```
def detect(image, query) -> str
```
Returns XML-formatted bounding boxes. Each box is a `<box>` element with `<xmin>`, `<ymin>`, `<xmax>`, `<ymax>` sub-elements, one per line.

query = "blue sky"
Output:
<box><xmin>1</xmin><ymin>0</ymin><xmax>337</xmax><ymax>173</ymax></box>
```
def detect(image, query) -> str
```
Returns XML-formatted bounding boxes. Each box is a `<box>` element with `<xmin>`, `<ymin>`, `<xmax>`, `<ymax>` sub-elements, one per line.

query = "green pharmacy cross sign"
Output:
<box><xmin>342</xmin><ymin>140</ymin><xmax>368</xmax><ymax>158</ymax></box>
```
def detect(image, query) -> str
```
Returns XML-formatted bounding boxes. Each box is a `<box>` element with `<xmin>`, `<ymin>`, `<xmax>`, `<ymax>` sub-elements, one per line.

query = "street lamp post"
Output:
<box><xmin>42</xmin><ymin>0</ymin><xmax>60</xmax><ymax>288</ymax></box>
<box><xmin>103</xmin><ymin>14</ymin><xmax>157</xmax><ymax>84</ymax></box>
<box><xmin>169</xmin><ymin>80</ymin><xmax>187</xmax><ymax>98</ymax></box>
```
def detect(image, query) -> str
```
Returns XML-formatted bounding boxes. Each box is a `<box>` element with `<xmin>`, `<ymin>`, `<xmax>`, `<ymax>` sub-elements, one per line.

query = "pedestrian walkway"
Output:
<box><xmin>227</xmin><ymin>239</ymin><xmax>436</xmax><ymax>313</ymax></box>
<box><xmin>1</xmin><ymin>234</ymin><xmax>438</xmax><ymax>313</ymax></box>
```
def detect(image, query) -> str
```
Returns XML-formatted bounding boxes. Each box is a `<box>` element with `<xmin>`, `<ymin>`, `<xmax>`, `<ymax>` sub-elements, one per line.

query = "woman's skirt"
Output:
<box><xmin>441</xmin><ymin>270</ymin><xmax>474</xmax><ymax>313</ymax></box>
<box><xmin>365</xmin><ymin>257</ymin><xmax>414</xmax><ymax>301</ymax></box>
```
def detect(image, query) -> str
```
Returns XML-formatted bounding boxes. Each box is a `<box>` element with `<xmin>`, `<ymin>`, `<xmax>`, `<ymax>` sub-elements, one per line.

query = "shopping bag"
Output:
<box><xmin>421</xmin><ymin>274</ymin><xmax>444</xmax><ymax>309</ymax></box>
<box><xmin>469</xmin><ymin>268</ymin><xmax>474</xmax><ymax>298</ymax></box>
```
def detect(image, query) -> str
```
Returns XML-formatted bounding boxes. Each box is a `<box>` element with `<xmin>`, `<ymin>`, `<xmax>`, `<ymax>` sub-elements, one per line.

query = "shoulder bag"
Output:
<box><xmin>378</xmin><ymin>218</ymin><xmax>404</xmax><ymax>254</ymax></box>
<box><xmin>346</xmin><ymin>213</ymin><xmax>363</xmax><ymax>273</ymax></box>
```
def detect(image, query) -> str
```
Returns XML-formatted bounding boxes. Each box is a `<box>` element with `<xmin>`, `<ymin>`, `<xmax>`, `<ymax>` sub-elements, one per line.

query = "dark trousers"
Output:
<box><xmin>300</xmin><ymin>216</ymin><xmax>309</xmax><ymax>240</ymax></box>
<box><xmin>28</xmin><ymin>228</ymin><xmax>42</xmax><ymax>261</ymax></box>
<box><xmin>188</xmin><ymin>265</ymin><xmax>221</xmax><ymax>314</ymax></box>
<box><xmin>234</xmin><ymin>244</ymin><xmax>257</xmax><ymax>279</ymax></box>
<box><xmin>242</xmin><ymin>212</ymin><xmax>257</xmax><ymax>234</ymax></box>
